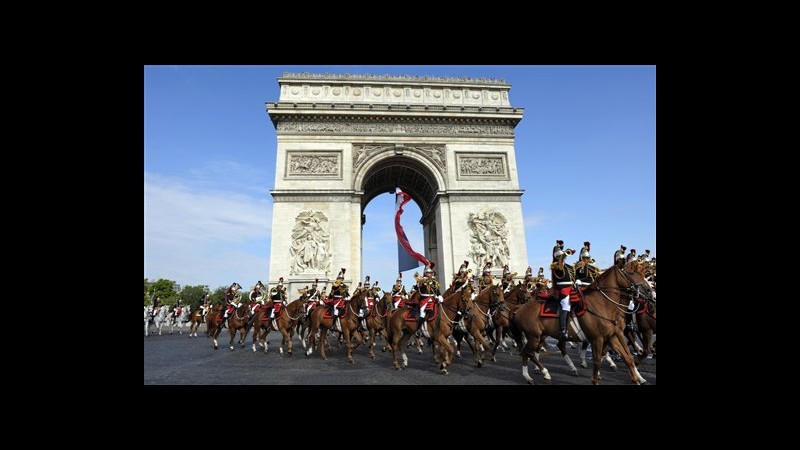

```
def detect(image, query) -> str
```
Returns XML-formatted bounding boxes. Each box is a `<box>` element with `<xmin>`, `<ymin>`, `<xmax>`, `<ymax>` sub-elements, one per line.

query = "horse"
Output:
<box><xmin>624</xmin><ymin>289</ymin><xmax>657</xmax><ymax>358</ymax></box>
<box><xmin>510</xmin><ymin>261</ymin><xmax>653</xmax><ymax>385</ymax></box>
<box><xmin>152</xmin><ymin>306</ymin><xmax>170</xmax><ymax>336</ymax></box>
<box><xmin>386</xmin><ymin>285</ymin><xmax>471</xmax><ymax>373</ymax></box>
<box><xmin>363</xmin><ymin>291</ymin><xmax>393</xmax><ymax>358</ymax></box>
<box><xmin>224</xmin><ymin>302</ymin><xmax>252</xmax><ymax>351</ymax></box>
<box><xmin>453</xmin><ymin>283</ymin><xmax>504</xmax><ymax>367</ymax></box>
<box><xmin>488</xmin><ymin>282</ymin><xmax>533</xmax><ymax>361</ymax></box>
<box><xmin>205</xmin><ymin>305</ymin><xmax>226</xmax><ymax>350</ymax></box>
<box><xmin>188</xmin><ymin>306</ymin><xmax>205</xmax><ymax>338</ymax></box>
<box><xmin>251</xmin><ymin>298</ymin><xmax>306</xmax><ymax>356</ymax></box>
<box><xmin>144</xmin><ymin>306</ymin><xmax>153</xmax><ymax>336</ymax></box>
<box><xmin>307</xmin><ymin>288</ymin><xmax>368</xmax><ymax>363</ymax></box>
<box><xmin>168</xmin><ymin>305</ymin><xmax>192</xmax><ymax>335</ymax></box>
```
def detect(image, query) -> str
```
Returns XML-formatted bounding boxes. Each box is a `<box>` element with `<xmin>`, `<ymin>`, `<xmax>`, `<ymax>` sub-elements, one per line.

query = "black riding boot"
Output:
<box><xmin>559</xmin><ymin>310</ymin><xmax>569</xmax><ymax>340</ymax></box>
<box><xmin>416</xmin><ymin>315</ymin><xmax>426</xmax><ymax>336</ymax></box>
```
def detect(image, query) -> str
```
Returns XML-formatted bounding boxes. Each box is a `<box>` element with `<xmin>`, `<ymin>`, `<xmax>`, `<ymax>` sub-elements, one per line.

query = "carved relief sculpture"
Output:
<box><xmin>287</xmin><ymin>153</ymin><xmax>339</xmax><ymax>176</ymax></box>
<box><xmin>289</xmin><ymin>210</ymin><xmax>332</xmax><ymax>275</ymax></box>
<box><xmin>458</xmin><ymin>156</ymin><xmax>506</xmax><ymax>176</ymax></box>
<box><xmin>467</xmin><ymin>207</ymin><xmax>510</xmax><ymax>269</ymax></box>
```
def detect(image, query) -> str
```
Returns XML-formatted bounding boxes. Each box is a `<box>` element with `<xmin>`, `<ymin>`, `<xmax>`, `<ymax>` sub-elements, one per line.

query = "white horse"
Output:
<box><xmin>170</xmin><ymin>306</ymin><xmax>192</xmax><ymax>335</ymax></box>
<box><xmin>144</xmin><ymin>306</ymin><xmax>154</xmax><ymax>336</ymax></box>
<box><xmin>152</xmin><ymin>307</ymin><xmax>170</xmax><ymax>336</ymax></box>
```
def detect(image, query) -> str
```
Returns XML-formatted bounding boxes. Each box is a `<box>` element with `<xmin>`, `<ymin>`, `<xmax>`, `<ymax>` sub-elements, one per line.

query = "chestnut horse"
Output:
<box><xmin>386</xmin><ymin>285</ymin><xmax>472</xmax><ymax>373</ymax></box>
<box><xmin>205</xmin><ymin>305</ymin><xmax>225</xmax><ymax>350</ymax></box>
<box><xmin>363</xmin><ymin>292</ymin><xmax>393</xmax><ymax>358</ymax></box>
<box><xmin>188</xmin><ymin>306</ymin><xmax>205</xmax><ymax>338</ymax></box>
<box><xmin>224</xmin><ymin>302</ymin><xmax>252</xmax><ymax>351</ymax></box>
<box><xmin>488</xmin><ymin>282</ymin><xmax>533</xmax><ymax>361</ymax></box>
<box><xmin>453</xmin><ymin>283</ymin><xmax>504</xmax><ymax>367</ymax></box>
<box><xmin>306</xmin><ymin>288</ymin><xmax>367</xmax><ymax>363</ymax></box>
<box><xmin>511</xmin><ymin>262</ymin><xmax>653</xmax><ymax>385</ymax></box>
<box><xmin>251</xmin><ymin>298</ymin><xmax>306</xmax><ymax>356</ymax></box>
<box><xmin>625</xmin><ymin>295</ymin><xmax>656</xmax><ymax>358</ymax></box>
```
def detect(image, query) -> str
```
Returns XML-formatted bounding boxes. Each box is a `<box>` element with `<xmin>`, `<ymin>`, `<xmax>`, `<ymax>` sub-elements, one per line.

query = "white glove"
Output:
<box><xmin>437</xmin><ymin>295</ymin><xmax>444</xmax><ymax>303</ymax></box>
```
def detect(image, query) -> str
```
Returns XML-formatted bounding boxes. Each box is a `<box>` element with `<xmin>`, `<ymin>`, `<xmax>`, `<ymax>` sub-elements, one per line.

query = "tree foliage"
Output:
<box><xmin>210</xmin><ymin>286</ymin><xmax>227</xmax><ymax>305</ymax></box>
<box><xmin>180</xmin><ymin>285</ymin><xmax>209</xmax><ymax>309</ymax></box>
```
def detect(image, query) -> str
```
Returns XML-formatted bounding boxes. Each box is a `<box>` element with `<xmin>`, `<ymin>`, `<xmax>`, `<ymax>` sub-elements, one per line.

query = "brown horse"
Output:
<box><xmin>625</xmin><ymin>295</ymin><xmax>656</xmax><ymax>358</ymax></box>
<box><xmin>510</xmin><ymin>262</ymin><xmax>653</xmax><ymax>385</ymax></box>
<box><xmin>224</xmin><ymin>302</ymin><xmax>252</xmax><ymax>351</ymax></box>
<box><xmin>386</xmin><ymin>285</ymin><xmax>472</xmax><ymax>373</ymax></box>
<box><xmin>188</xmin><ymin>306</ymin><xmax>205</xmax><ymax>338</ymax></box>
<box><xmin>205</xmin><ymin>305</ymin><xmax>225</xmax><ymax>350</ymax></box>
<box><xmin>488</xmin><ymin>282</ymin><xmax>533</xmax><ymax>361</ymax></box>
<box><xmin>251</xmin><ymin>298</ymin><xmax>306</xmax><ymax>356</ymax></box>
<box><xmin>453</xmin><ymin>283</ymin><xmax>504</xmax><ymax>367</ymax></box>
<box><xmin>306</xmin><ymin>288</ymin><xmax>367</xmax><ymax>363</ymax></box>
<box><xmin>363</xmin><ymin>291</ymin><xmax>393</xmax><ymax>358</ymax></box>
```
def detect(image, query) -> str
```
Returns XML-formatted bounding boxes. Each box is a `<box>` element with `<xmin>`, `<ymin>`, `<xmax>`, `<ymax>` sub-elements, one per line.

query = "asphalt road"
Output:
<box><xmin>143</xmin><ymin>324</ymin><xmax>656</xmax><ymax>385</ymax></box>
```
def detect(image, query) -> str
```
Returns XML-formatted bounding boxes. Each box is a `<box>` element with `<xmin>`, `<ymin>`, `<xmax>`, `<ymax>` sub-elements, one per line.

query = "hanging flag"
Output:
<box><xmin>395</xmin><ymin>187</ymin><xmax>432</xmax><ymax>272</ymax></box>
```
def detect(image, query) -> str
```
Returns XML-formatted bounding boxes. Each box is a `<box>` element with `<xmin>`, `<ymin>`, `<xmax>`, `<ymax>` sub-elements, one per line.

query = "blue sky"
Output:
<box><xmin>145</xmin><ymin>65</ymin><xmax>655</xmax><ymax>291</ymax></box>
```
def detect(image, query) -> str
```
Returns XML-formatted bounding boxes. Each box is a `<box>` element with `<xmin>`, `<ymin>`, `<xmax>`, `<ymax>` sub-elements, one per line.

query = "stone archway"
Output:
<box><xmin>265</xmin><ymin>73</ymin><xmax>528</xmax><ymax>294</ymax></box>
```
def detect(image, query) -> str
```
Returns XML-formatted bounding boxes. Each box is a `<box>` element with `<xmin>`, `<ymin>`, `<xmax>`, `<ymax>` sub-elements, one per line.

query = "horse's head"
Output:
<box><xmin>607</xmin><ymin>262</ymin><xmax>655</xmax><ymax>302</ymax></box>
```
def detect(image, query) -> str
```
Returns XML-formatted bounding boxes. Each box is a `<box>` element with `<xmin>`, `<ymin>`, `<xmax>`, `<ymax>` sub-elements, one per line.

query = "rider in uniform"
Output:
<box><xmin>551</xmin><ymin>240</ymin><xmax>575</xmax><ymax>339</ymax></box>
<box><xmin>390</xmin><ymin>273</ymin><xmax>407</xmax><ymax>308</ymax></box>
<box><xmin>614</xmin><ymin>245</ymin><xmax>627</xmax><ymax>267</ymax></box>
<box><xmin>575</xmin><ymin>242</ymin><xmax>598</xmax><ymax>288</ymax></box>
<box><xmin>477</xmin><ymin>260</ymin><xmax>493</xmax><ymax>297</ymax></box>
<box><xmin>223</xmin><ymin>282</ymin><xmax>242</xmax><ymax>321</ymax></box>
<box><xmin>249</xmin><ymin>281</ymin><xmax>266</xmax><ymax>315</ymax></box>
<box><xmin>329</xmin><ymin>268</ymin><xmax>349</xmax><ymax>329</ymax></box>
<box><xmin>305</xmin><ymin>278</ymin><xmax>321</xmax><ymax>315</ymax></box>
<box><xmin>450</xmin><ymin>260</ymin><xmax>470</xmax><ymax>292</ymax></box>
<box><xmin>267</xmin><ymin>277</ymin><xmax>287</xmax><ymax>325</ymax></box>
<box><xmin>501</xmin><ymin>264</ymin><xmax>517</xmax><ymax>293</ymax></box>
<box><xmin>415</xmin><ymin>263</ymin><xmax>443</xmax><ymax>332</ymax></box>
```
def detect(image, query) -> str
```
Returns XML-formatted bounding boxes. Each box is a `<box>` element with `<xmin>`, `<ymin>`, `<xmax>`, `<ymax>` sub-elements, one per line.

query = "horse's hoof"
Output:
<box><xmin>533</xmin><ymin>368</ymin><xmax>541</xmax><ymax>375</ymax></box>
<box><xmin>570</xmin><ymin>369</ymin><xmax>578</xmax><ymax>376</ymax></box>
<box><xmin>491</xmin><ymin>357</ymin><xmax>497</xmax><ymax>362</ymax></box>
<box><xmin>476</xmin><ymin>361</ymin><xmax>482</xmax><ymax>368</ymax></box>
<box><xmin>527</xmin><ymin>379</ymin><xmax>536</xmax><ymax>385</ymax></box>
<box><xmin>610</xmin><ymin>365</ymin><xmax>617</xmax><ymax>371</ymax></box>
<box><xmin>230</xmin><ymin>347</ymin><xmax>235</xmax><ymax>352</ymax></box>
<box><xmin>371</xmin><ymin>355</ymin><xmax>376</xmax><ymax>359</ymax></box>
<box><xmin>441</xmin><ymin>369</ymin><xmax>448</xmax><ymax>375</ymax></box>
<box><xmin>580</xmin><ymin>362</ymin><xmax>588</xmax><ymax>369</ymax></box>
<box><xmin>456</xmin><ymin>351</ymin><xmax>462</xmax><ymax>358</ymax></box>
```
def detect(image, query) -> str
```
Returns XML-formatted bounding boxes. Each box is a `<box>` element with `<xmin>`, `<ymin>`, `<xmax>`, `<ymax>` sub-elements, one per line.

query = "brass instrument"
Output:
<box><xmin>564</xmin><ymin>248</ymin><xmax>575</xmax><ymax>256</ymax></box>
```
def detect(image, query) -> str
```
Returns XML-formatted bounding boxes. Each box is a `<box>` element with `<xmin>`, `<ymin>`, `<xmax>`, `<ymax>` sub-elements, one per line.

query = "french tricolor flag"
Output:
<box><xmin>395</xmin><ymin>187</ymin><xmax>432</xmax><ymax>272</ymax></box>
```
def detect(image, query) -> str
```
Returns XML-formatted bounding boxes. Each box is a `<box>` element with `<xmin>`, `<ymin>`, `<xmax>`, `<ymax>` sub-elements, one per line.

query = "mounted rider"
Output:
<box><xmin>551</xmin><ymin>239</ymin><xmax>576</xmax><ymax>339</ymax></box>
<box><xmin>390</xmin><ymin>273</ymin><xmax>407</xmax><ymax>308</ymax></box>
<box><xmin>524</xmin><ymin>266</ymin><xmax>534</xmax><ymax>289</ymax></box>
<box><xmin>329</xmin><ymin>268</ymin><xmax>349</xmax><ymax>329</ymax></box>
<box><xmin>626</xmin><ymin>248</ymin><xmax>637</xmax><ymax>264</ymax></box>
<box><xmin>501</xmin><ymin>264</ymin><xmax>517</xmax><ymax>293</ymax></box>
<box><xmin>575</xmin><ymin>241</ymin><xmax>599</xmax><ymax>287</ymax></box>
<box><xmin>478</xmin><ymin>260</ymin><xmax>493</xmax><ymax>295</ymax></box>
<box><xmin>267</xmin><ymin>277</ymin><xmax>287</xmax><ymax>324</ymax></box>
<box><xmin>614</xmin><ymin>245</ymin><xmax>627</xmax><ymax>267</ymax></box>
<box><xmin>450</xmin><ymin>260</ymin><xmax>470</xmax><ymax>292</ymax></box>
<box><xmin>249</xmin><ymin>280</ymin><xmax>266</xmax><ymax>315</ymax></box>
<box><xmin>305</xmin><ymin>278</ymin><xmax>321</xmax><ymax>315</ymax></box>
<box><xmin>414</xmin><ymin>263</ymin><xmax>443</xmax><ymax>331</ymax></box>
<box><xmin>223</xmin><ymin>282</ymin><xmax>242</xmax><ymax>321</ymax></box>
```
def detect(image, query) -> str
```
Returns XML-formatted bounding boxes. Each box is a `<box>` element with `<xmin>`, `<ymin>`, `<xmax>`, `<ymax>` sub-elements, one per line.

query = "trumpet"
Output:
<box><xmin>590</xmin><ymin>258</ymin><xmax>596</xmax><ymax>265</ymax></box>
<box><xmin>564</xmin><ymin>248</ymin><xmax>575</xmax><ymax>256</ymax></box>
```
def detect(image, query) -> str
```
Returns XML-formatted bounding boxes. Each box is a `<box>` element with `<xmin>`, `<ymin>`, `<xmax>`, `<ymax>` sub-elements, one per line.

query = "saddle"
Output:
<box><xmin>392</xmin><ymin>296</ymin><xmax>405</xmax><ymax>307</ymax></box>
<box><xmin>272</xmin><ymin>303</ymin><xmax>283</xmax><ymax>315</ymax></box>
<box><xmin>538</xmin><ymin>288</ymin><xmax>587</xmax><ymax>318</ymax></box>
<box><xmin>404</xmin><ymin>303</ymin><xmax>438</xmax><ymax>322</ymax></box>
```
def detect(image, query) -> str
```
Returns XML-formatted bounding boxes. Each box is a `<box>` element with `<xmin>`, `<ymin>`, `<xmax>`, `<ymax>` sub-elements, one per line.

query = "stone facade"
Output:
<box><xmin>266</xmin><ymin>73</ymin><xmax>528</xmax><ymax>295</ymax></box>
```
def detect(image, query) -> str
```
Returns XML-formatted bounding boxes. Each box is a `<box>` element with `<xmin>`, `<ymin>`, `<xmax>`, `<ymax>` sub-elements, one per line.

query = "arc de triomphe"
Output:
<box><xmin>265</xmin><ymin>73</ymin><xmax>528</xmax><ymax>293</ymax></box>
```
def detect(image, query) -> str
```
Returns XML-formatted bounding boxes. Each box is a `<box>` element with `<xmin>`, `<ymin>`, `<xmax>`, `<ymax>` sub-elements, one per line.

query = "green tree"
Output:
<box><xmin>210</xmin><ymin>286</ymin><xmax>227</xmax><ymax>305</ymax></box>
<box><xmin>149</xmin><ymin>278</ymin><xmax>177</xmax><ymax>306</ymax></box>
<box><xmin>181</xmin><ymin>285</ymin><xmax>209</xmax><ymax>309</ymax></box>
